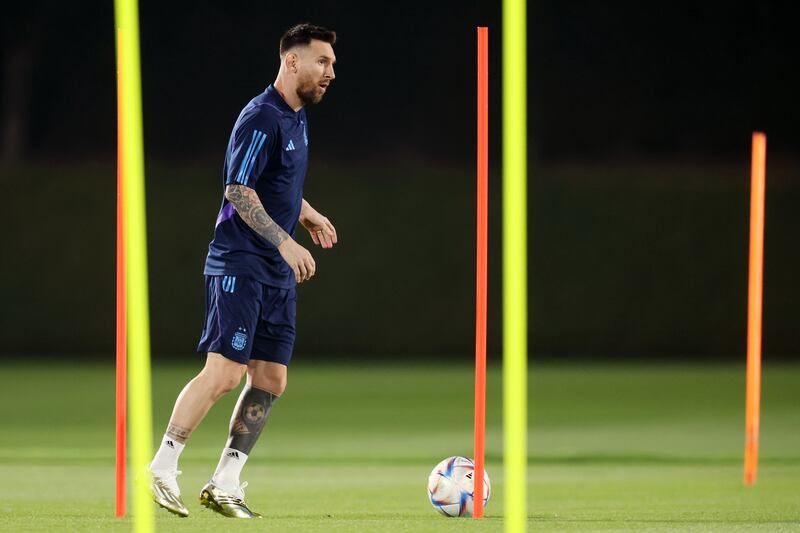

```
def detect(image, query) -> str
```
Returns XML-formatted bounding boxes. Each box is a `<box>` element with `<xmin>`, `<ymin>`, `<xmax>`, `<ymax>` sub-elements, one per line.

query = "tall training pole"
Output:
<box><xmin>114</xmin><ymin>0</ymin><xmax>155</xmax><ymax>530</ymax></box>
<box><xmin>502</xmin><ymin>0</ymin><xmax>528</xmax><ymax>531</ymax></box>
<box><xmin>115</xmin><ymin>94</ymin><xmax>127</xmax><ymax>517</ymax></box>
<box><xmin>744</xmin><ymin>132</ymin><xmax>766</xmax><ymax>486</ymax></box>
<box><xmin>473</xmin><ymin>25</ymin><xmax>489</xmax><ymax>520</ymax></box>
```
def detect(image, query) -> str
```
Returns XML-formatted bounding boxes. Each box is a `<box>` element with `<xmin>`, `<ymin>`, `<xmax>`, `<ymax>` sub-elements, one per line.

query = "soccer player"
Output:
<box><xmin>148</xmin><ymin>23</ymin><xmax>338</xmax><ymax>519</ymax></box>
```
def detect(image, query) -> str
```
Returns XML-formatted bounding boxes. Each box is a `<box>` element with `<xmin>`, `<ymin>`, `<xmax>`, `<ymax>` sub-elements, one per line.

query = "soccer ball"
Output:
<box><xmin>427</xmin><ymin>456</ymin><xmax>490</xmax><ymax>517</ymax></box>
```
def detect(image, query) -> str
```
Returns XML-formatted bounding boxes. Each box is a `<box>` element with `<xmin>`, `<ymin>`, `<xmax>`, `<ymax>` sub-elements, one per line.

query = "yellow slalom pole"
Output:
<box><xmin>502</xmin><ymin>0</ymin><xmax>528</xmax><ymax>531</ymax></box>
<box><xmin>114</xmin><ymin>0</ymin><xmax>154</xmax><ymax>531</ymax></box>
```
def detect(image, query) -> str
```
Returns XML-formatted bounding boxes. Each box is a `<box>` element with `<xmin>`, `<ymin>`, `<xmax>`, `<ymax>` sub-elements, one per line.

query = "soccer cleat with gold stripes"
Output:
<box><xmin>199</xmin><ymin>481</ymin><xmax>262</xmax><ymax>519</ymax></box>
<box><xmin>150</xmin><ymin>470</ymin><xmax>189</xmax><ymax>517</ymax></box>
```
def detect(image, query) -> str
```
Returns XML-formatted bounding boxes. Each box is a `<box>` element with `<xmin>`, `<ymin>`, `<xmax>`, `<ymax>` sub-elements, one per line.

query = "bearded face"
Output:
<box><xmin>292</xmin><ymin>40</ymin><xmax>335</xmax><ymax>106</ymax></box>
<box><xmin>295</xmin><ymin>73</ymin><xmax>328</xmax><ymax>106</ymax></box>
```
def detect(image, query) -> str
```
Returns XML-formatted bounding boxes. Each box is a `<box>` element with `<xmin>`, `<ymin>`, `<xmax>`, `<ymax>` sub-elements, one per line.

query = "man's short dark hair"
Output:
<box><xmin>280</xmin><ymin>23</ymin><xmax>337</xmax><ymax>56</ymax></box>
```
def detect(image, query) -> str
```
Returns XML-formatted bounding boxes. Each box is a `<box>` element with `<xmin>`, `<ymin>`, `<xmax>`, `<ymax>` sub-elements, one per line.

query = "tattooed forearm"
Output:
<box><xmin>225</xmin><ymin>184</ymin><xmax>289</xmax><ymax>247</ymax></box>
<box><xmin>166</xmin><ymin>423</ymin><xmax>192</xmax><ymax>442</ymax></box>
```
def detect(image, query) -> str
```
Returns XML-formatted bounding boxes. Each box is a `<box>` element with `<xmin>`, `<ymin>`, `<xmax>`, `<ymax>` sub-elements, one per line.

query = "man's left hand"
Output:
<box><xmin>300</xmin><ymin>205</ymin><xmax>338</xmax><ymax>249</ymax></box>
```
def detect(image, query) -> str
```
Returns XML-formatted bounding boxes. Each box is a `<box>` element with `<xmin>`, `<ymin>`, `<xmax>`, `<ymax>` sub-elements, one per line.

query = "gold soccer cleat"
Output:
<box><xmin>151</xmin><ymin>471</ymin><xmax>189</xmax><ymax>517</ymax></box>
<box><xmin>199</xmin><ymin>481</ymin><xmax>262</xmax><ymax>519</ymax></box>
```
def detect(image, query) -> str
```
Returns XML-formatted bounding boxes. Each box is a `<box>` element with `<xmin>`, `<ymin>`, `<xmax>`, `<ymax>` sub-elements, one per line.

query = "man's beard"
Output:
<box><xmin>296</xmin><ymin>80</ymin><xmax>325</xmax><ymax>106</ymax></box>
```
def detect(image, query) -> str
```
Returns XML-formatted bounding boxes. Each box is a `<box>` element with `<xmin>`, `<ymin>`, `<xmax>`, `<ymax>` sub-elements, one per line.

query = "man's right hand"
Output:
<box><xmin>278</xmin><ymin>238</ymin><xmax>316</xmax><ymax>283</ymax></box>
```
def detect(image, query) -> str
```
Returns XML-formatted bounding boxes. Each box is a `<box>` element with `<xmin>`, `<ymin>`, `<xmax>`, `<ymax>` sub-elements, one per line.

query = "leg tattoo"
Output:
<box><xmin>227</xmin><ymin>386</ymin><xmax>278</xmax><ymax>454</ymax></box>
<box><xmin>166</xmin><ymin>423</ymin><xmax>192</xmax><ymax>442</ymax></box>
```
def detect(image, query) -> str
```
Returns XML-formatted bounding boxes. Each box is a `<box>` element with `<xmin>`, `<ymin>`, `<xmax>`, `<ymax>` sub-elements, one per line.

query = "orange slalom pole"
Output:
<box><xmin>115</xmin><ymin>28</ymin><xmax>128</xmax><ymax>517</ymax></box>
<box><xmin>473</xmin><ymin>25</ymin><xmax>488</xmax><ymax>519</ymax></box>
<box><xmin>744</xmin><ymin>132</ymin><xmax>766</xmax><ymax>486</ymax></box>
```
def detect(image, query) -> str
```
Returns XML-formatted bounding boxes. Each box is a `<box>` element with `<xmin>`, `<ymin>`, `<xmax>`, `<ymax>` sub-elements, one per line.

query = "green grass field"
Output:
<box><xmin>0</xmin><ymin>360</ymin><xmax>798</xmax><ymax>531</ymax></box>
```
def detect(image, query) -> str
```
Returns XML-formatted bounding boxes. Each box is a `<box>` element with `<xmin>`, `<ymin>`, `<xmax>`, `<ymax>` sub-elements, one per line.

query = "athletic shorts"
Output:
<box><xmin>197</xmin><ymin>275</ymin><xmax>296</xmax><ymax>365</ymax></box>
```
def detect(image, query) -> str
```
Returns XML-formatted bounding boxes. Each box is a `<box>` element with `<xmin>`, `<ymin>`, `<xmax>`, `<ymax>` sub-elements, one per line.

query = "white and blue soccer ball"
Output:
<box><xmin>427</xmin><ymin>456</ymin><xmax>491</xmax><ymax>517</ymax></box>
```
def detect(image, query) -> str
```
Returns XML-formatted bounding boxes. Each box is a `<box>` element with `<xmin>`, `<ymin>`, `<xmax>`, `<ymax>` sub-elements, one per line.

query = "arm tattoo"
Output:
<box><xmin>166</xmin><ymin>423</ymin><xmax>192</xmax><ymax>441</ymax></box>
<box><xmin>225</xmin><ymin>184</ymin><xmax>289</xmax><ymax>247</ymax></box>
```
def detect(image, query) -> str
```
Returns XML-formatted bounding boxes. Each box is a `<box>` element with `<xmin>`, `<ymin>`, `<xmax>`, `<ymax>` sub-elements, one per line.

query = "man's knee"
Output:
<box><xmin>215</xmin><ymin>371</ymin><xmax>245</xmax><ymax>396</ymax></box>
<box><xmin>265</xmin><ymin>374</ymin><xmax>287</xmax><ymax>396</ymax></box>
<box><xmin>252</xmin><ymin>373</ymin><xmax>286</xmax><ymax>396</ymax></box>
<box><xmin>248</xmin><ymin>361</ymin><xmax>287</xmax><ymax>396</ymax></box>
<box><xmin>200</xmin><ymin>353</ymin><xmax>247</xmax><ymax>398</ymax></box>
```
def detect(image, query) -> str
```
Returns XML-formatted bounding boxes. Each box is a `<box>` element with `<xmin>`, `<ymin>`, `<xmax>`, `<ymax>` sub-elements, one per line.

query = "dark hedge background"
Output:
<box><xmin>2</xmin><ymin>0</ymin><xmax>798</xmax><ymax>359</ymax></box>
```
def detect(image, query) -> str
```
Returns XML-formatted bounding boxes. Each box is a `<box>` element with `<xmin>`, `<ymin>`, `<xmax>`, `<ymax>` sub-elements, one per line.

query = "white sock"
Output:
<box><xmin>149</xmin><ymin>435</ymin><xmax>185</xmax><ymax>473</ymax></box>
<box><xmin>212</xmin><ymin>447</ymin><xmax>249</xmax><ymax>492</ymax></box>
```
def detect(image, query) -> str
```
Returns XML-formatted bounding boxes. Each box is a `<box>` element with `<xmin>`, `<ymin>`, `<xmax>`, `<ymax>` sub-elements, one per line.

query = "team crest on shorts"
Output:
<box><xmin>232</xmin><ymin>327</ymin><xmax>248</xmax><ymax>351</ymax></box>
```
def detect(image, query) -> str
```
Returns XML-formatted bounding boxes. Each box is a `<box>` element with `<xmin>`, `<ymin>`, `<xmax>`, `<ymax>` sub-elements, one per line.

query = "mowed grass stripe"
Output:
<box><xmin>3</xmin><ymin>449</ymin><xmax>800</xmax><ymax>466</ymax></box>
<box><xmin>2</xmin><ymin>361</ymin><xmax>798</xmax><ymax>456</ymax></box>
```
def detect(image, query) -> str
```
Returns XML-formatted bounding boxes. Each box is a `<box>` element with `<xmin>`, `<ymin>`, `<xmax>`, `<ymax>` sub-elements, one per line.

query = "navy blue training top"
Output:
<box><xmin>204</xmin><ymin>85</ymin><xmax>309</xmax><ymax>289</ymax></box>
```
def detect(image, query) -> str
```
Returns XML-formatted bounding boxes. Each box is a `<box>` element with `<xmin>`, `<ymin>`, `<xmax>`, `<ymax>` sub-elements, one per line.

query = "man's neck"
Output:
<box><xmin>273</xmin><ymin>77</ymin><xmax>303</xmax><ymax>112</ymax></box>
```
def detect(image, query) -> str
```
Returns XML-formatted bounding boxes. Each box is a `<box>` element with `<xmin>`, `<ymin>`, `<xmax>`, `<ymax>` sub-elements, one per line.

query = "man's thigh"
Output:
<box><xmin>197</xmin><ymin>275</ymin><xmax>263</xmax><ymax>364</ymax></box>
<box><xmin>250</xmin><ymin>286</ymin><xmax>296</xmax><ymax>366</ymax></box>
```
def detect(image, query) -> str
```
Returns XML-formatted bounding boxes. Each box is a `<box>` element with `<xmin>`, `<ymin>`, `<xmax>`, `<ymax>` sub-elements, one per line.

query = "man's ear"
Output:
<box><xmin>284</xmin><ymin>52</ymin><xmax>298</xmax><ymax>73</ymax></box>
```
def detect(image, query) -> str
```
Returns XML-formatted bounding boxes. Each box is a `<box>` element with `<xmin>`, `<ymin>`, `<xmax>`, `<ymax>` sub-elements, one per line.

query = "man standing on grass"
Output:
<box><xmin>147</xmin><ymin>23</ymin><xmax>338</xmax><ymax>519</ymax></box>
